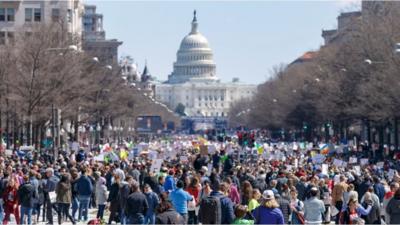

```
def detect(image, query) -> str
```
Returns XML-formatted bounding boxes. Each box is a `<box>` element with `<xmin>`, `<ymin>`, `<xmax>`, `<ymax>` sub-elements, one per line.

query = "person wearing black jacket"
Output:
<box><xmin>18</xmin><ymin>175</ymin><xmax>37</xmax><ymax>225</ymax></box>
<box><xmin>107</xmin><ymin>174</ymin><xmax>121</xmax><ymax>224</ymax></box>
<box><xmin>125</xmin><ymin>181</ymin><xmax>149</xmax><ymax>225</ymax></box>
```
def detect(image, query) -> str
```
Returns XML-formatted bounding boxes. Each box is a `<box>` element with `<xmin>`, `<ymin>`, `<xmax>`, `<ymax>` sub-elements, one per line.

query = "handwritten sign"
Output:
<box><xmin>333</xmin><ymin>159</ymin><xmax>343</xmax><ymax>167</ymax></box>
<box><xmin>312</xmin><ymin>154</ymin><xmax>325</xmax><ymax>164</ymax></box>
<box><xmin>322</xmin><ymin>164</ymin><xmax>329</xmax><ymax>175</ymax></box>
<box><xmin>360</xmin><ymin>158</ymin><xmax>369</xmax><ymax>166</ymax></box>
<box><xmin>150</xmin><ymin>159</ymin><xmax>163</xmax><ymax>173</ymax></box>
<box><xmin>376</xmin><ymin>161</ymin><xmax>384</xmax><ymax>169</ymax></box>
<box><xmin>349</xmin><ymin>157</ymin><xmax>358</xmax><ymax>164</ymax></box>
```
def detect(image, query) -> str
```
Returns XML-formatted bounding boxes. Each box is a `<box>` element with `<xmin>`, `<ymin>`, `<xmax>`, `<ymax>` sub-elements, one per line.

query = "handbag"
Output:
<box><xmin>295</xmin><ymin>211</ymin><xmax>305</xmax><ymax>224</ymax></box>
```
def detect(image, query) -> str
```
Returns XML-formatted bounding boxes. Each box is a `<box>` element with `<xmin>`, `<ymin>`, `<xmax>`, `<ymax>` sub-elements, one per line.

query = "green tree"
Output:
<box><xmin>174</xmin><ymin>103</ymin><xmax>186</xmax><ymax>116</ymax></box>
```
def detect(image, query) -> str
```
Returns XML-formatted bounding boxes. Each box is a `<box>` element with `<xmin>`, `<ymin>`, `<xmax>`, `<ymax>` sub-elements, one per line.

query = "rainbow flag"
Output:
<box><xmin>320</xmin><ymin>144</ymin><xmax>329</xmax><ymax>155</ymax></box>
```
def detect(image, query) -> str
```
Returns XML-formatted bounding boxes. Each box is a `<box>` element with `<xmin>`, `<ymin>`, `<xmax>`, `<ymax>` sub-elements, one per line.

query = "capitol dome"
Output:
<box><xmin>167</xmin><ymin>11</ymin><xmax>219</xmax><ymax>84</ymax></box>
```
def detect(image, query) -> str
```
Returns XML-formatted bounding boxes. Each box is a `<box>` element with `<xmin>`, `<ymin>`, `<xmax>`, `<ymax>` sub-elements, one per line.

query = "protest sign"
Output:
<box><xmin>148</xmin><ymin>151</ymin><xmax>158</xmax><ymax>160</ymax></box>
<box><xmin>207</xmin><ymin>163</ymin><xmax>213</xmax><ymax>176</ymax></box>
<box><xmin>208</xmin><ymin>145</ymin><xmax>217</xmax><ymax>154</ymax></box>
<box><xmin>5</xmin><ymin>149</ymin><xmax>12</xmax><ymax>156</ymax></box>
<box><xmin>349</xmin><ymin>157</ymin><xmax>358</xmax><ymax>164</ymax></box>
<box><xmin>294</xmin><ymin>158</ymin><xmax>298</xmax><ymax>168</ymax></box>
<box><xmin>312</xmin><ymin>154</ymin><xmax>325</xmax><ymax>164</ymax></box>
<box><xmin>354</xmin><ymin>166</ymin><xmax>361</xmax><ymax>176</ymax></box>
<box><xmin>333</xmin><ymin>159</ymin><xmax>343</xmax><ymax>167</ymax></box>
<box><xmin>93</xmin><ymin>153</ymin><xmax>105</xmax><ymax>162</ymax></box>
<box><xmin>150</xmin><ymin>159</ymin><xmax>163</xmax><ymax>173</ymax></box>
<box><xmin>376</xmin><ymin>161</ymin><xmax>384</xmax><ymax>169</ymax></box>
<box><xmin>360</xmin><ymin>158</ymin><xmax>369</xmax><ymax>166</ymax></box>
<box><xmin>388</xmin><ymin>169</ymin><xmax>396</xmax><ymax>181</ymax></box>
<box><xmin>322</xmin><ymin>164</ymin><xmax>329</xmax><ymax>175</ymax></box>
<box><xmin>180</xmin><ymin>156</ymin><xmax>188</xmax><ymax>162</ymax></box>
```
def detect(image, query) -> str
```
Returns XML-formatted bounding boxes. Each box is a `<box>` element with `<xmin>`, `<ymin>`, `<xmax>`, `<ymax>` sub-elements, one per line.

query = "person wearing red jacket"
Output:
<box><xmin>2</xmin><ymin>176</ymin><xmax>19</xmax><ymax>225</ymax></box>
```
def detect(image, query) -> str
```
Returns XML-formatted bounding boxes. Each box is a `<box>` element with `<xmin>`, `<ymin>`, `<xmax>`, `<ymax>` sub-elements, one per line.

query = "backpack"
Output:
<box><xmin>199</xmin><ymin>195</ymin><xmax>222</xmax><ymax>224</ymax></box>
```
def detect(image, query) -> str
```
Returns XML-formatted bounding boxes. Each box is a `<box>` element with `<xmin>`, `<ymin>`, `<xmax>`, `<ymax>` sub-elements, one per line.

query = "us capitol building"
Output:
<box><xmin>155</xmin><ymin>11</ymin><xmax>257</xmax><ymax>117</ymax></box>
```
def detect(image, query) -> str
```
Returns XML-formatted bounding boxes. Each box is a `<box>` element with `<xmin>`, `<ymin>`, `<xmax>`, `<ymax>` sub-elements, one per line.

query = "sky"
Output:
<box><xmin>87</xmin><ymin>0</ymin><xmax>361</xmax><ymax>84</ymax></box>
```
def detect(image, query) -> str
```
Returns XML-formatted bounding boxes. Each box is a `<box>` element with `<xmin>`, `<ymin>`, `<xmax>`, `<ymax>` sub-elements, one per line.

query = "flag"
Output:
<box><xmin>124</xmin><ymin>140</ymin><xmax>134</xmax><ymax>149</ymax></box>
<box><xmin>102</xmin><ymin>143</ymin><xmax>112</xmax><ymax>152</ymax></box>
<box><xmin>257</xmin><ymin>144</ymin><xmax>264</xmax><ymax>155</ymax></box>
<box><xmin>120</xmin><ymin>149</ymin><xmax>128</xmax><ymax>160</ymax></box>
<box><xmin>320</xmin><ymin>144</ymin><xmax>329</xmax><ymax>155</ymax></box>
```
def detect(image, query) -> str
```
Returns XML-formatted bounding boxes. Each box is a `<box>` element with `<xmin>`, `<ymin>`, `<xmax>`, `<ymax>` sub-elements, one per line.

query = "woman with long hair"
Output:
<box><xmin>2</xmin><ymin>175</ymin><xmax>20</xmax><ymax>225</ymax></box>
<box><xmin>55</xmin><ymin>173</ymin><xmax>75</xmax><ymax>224</ymax></box>
<box><xmin>252</xmin><ymin>190</ymin><xmax>284</xmax><ymax>224</ymax></box>
<box><xmin>340</xmin><ymin>198</ymin><xmax>372</xmax><ymax>224</ymax></box>
<box><xmin>107</xmin><ymin>173</ymin><xmax>121</xmax><ymax>224</ymax></box>
<box><xmin>248</xmin><ymin>189</ymin><xmax>261</xmax><ymax>212</ymax></box>
<box><xmin>241</xmin><ymin>181</ymin><xmax>253</xmax><ymax>205</ymax></box>
<box><xmin>186</xmin><ymin>177</ymin><xmax>201</xmax><ymax>224</ymax></box>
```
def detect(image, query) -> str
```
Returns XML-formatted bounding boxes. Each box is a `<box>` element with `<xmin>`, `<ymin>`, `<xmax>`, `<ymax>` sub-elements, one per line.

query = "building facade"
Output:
<box><xmin>156</xmin><ymin>11</ymin><xmax>256</xmax><ymax>117</ymax></box>
<box><xmin>82</xmin><ymin>5</ymin><xmax>122</xmax><ymax>65</ymax></box>
<box><xmin>0</xmin><ymin>0</ymin><xmax>84</xmax><ymax>45</ymax></box>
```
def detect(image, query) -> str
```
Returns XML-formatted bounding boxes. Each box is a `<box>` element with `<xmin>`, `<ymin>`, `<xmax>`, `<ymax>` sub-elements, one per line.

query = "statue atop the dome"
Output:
<box><xmin>191</xmin><ymin>10</ymin><xmax>198</xmax><ymax>34</ymax></box>
<box><xmin>193</xmin><ymin>10</ymin><xmax>197</xmax><ymax>22</ymax></box>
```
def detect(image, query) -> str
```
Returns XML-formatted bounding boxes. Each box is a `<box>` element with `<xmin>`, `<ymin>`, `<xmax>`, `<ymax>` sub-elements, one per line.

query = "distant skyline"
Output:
<box><xmin>87</xmin><ymin>0</ymin><xmax>361</xmax><ymax>84</ymax></box>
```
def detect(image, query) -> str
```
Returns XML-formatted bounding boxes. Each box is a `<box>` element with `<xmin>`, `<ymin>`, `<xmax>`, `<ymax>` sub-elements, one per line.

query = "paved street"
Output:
<box><xmin>6</xmin><ymin>207</ymin><xmax>107</xmax><ymax>225</ymax></box>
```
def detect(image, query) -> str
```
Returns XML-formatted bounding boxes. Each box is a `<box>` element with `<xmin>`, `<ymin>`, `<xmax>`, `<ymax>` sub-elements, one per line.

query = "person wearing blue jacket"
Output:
<box><xmin>373</xmin><ymin>176</ymin><xmax>385</xmax><ymax>203</ymax></box>
<box><xmin>163</xmin><ymin>170</ymin><xmax>176</xmax><ymax>192</ymax></box>
<box><xmin>169</xmin><ymin>180</ymin><xmax>193</xmax><ymax>223</ymax></box>
<box><xmin>75</xmin><ymin>168</ymin><xmax>93</xmax><ymax>222</ymax></box>
<box><xmin>252</xmin><ymin>190</ymin><xmax>284</xmax><ymax>225</ymax></box>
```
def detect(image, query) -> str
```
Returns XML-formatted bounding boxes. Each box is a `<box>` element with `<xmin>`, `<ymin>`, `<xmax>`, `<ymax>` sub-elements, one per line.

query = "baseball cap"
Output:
<box><xmin>262</xmin><ymin>190</ymin><xmax>275</xmax><ymax>200</ymax></box>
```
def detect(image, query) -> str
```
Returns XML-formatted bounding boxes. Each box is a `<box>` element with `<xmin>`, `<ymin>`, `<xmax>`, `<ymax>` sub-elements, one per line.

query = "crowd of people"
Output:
<box><xmin>0</xmin><ymin>133</ymin><xmax>400</xmax><ymax>225</ymax></box>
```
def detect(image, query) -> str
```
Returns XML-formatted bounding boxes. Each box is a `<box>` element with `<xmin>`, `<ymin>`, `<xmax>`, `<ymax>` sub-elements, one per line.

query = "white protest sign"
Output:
<box><xmin>354</xmin><ymin>166</ymin><xmax>361</xmax><ymax>176</ymax></box>
<box><xmin>388</xmin><ymin>169</ymin><xmax>396</xmax><ymax>181</ymax></box>
<box><xmin>148</xmin><ymin>151</ymin><xmax>158</xmax><ymax>160</ymax></box>
<box><xmin>360</xmin><ymin>158</ymin><xmax>369</xmax><ymax>166</ymax></box>
<box><xmin>333</xmin><ymin>159</ymin><xmax>343</xmax><ymax>167</ymax></box>
<box><xmin>322</xmin><ymin>164</ymin><xmax>329</xmax><ymax>175</ymax></box>
<box><xmin>5</xmin><ymin>149</ymin><xmax>12</xmax><ymax>156</ymax></box>
<box><xmin>150</xmin><ymin>159</ymin><xmax>163</xmax><ymax>173</ymax></box>
<box><xmin>207</xmin><ymin>163</ymin><xmax>213</xmax><ymax>176</ymax></box>
<box><xmin>180</xmin><ymin>156</ymin><xmax>188</xmax><ymax>162</ymax></box>
<box><xmin>307</xmin><ymin>143</ymin><xmax>313</xmax><ymax>150</ymax></box>
<box><xmin>312</xmin><ymin>154</ymin><xmax>325</xmax><ymax>164</ymax></box>
<box><xmin>294</xmin><ymin>158</ymin><xmax>298</xmax><ymax>168</ymax></box>
<box><xmin>349</xmin><ymin>157</ymin><xmax>358</xmax><ymax>164</ymax></box>
<box><xmin>208</xmin><ymin>145</ymin><xmax>217</xmax><ymax>154</ymax></box>
<box><xmin>93</xmin><ymin>153</ymin><xmax>105</xmax><ymax>162</ymax></box>
<box><xmin>376</xmin><ymin>162</ymin><xmax>384</xmax><ymax>169</ymax></box>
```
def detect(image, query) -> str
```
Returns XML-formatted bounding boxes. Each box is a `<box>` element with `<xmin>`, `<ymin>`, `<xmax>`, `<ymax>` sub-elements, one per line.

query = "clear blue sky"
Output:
<box><xmin>87</xmin><ymin>0</ymin><xmax>360</xmax><ymax>84</ymax></box>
